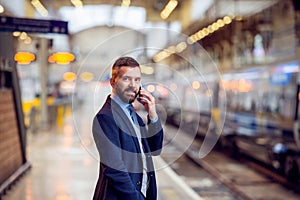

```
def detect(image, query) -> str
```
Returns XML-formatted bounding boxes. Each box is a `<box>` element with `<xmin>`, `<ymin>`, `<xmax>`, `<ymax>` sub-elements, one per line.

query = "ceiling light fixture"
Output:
<box><xmin>160</xmin><ymin>0</ymin><xmax>178</xmax><ymax>20</ymax></box>
<box><xmin>187</xmin><ymin>16</ymin><xmax>234</xmax><ymax>44</ymax></box>
<box><xmin>14</xmin><ymin>52</ymin><xmax>36</xmax><ymax>65</ymax></box>
<box><xmin>0</xmin><ymin>5</ymin><xmax>4</xmax><ymax>14</ymax></box>
<box><xmin>121</xmin><ymin>0</ymin><xmax>131</xmax><ymax>7</ymax></box>
<box><xmin>80</xmin><ymin>72</ymin><xmax>94</xmax><ymax>82</ymax></box>
<box><xmin>63</xmin><ymin>72</ymin><xmax>77</xmax><ymax>82</ymax></box>
<box><xmin>153</xmin><ymin>42</ymin><xmax>187</xmax><ymax>62</ymax></box>
<box><xmin>70</xmin><ymin>0</ymin><xmax>83</xmax><ymax>8</ymax></box>
<box><xmin>48</xmin><ymin>52</ymin><xmax>75</xmax><ymax>65</ymax></box>
<box><xmin>31</xmin><ymin>0</ymin><xmax>48</xmax><ymax>17</ymax></box>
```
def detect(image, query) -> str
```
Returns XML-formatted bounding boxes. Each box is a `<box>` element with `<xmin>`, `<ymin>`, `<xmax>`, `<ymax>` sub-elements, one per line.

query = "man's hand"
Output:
<box><xmin>137</xmin><ymin>88</ymin><xmax>158</xmax><ymax>121</ymax></box>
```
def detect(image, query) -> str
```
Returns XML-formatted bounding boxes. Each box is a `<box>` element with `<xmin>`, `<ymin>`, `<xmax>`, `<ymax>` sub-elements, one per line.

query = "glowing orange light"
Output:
<box><xmin>238</xmin><ymin>79</ymin><xmax>252</xmax><ymax>92</ymax></box>
<box><xmin>147</xmin><ymin>85</ymin><xmax>155</xmax><ymax>93</ymax></box>
<box><xmin>14</xmin><ymin>52</ymin><xmax>36</xmax><ymax>65</ymax></box>
<box><xmin>192</xmin><ymin>81</ymin><xmax>200</xmax><ymax>89</ymax></box>
<box><xmin>63</xmin><ymin>72</ymin><xmax>77</xmax><ymax>82</ymax></box>
<box><xmin>79</xmin><ymin>72</ymin><xmax>94</xmax><ymax>82</ymax></box>
<box><xmin>48</xmin><ymin>52</ymin><xmax>75</xmax><ymax>65</ymax></box>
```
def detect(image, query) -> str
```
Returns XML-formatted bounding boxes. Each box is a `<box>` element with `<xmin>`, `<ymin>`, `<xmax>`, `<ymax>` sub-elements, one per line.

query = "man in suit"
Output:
<box><xmin>92</xmin><ymin>56</ymin><xmax>164</xmax><ymax>200</ymax></box>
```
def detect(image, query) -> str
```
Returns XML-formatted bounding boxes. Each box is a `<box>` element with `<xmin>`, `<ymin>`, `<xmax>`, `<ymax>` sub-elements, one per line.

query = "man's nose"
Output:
<box><xmin>128</xmin><ymin>79</ymin><xmax>138</xmax><ymax>87</ymax></box>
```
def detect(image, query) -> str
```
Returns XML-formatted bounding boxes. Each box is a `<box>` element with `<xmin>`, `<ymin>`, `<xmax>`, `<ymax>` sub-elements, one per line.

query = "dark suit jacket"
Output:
<box><xmin>92</xmin><ymin>95</ymin><xmax>164</xmax><ymax>200</ymax></box>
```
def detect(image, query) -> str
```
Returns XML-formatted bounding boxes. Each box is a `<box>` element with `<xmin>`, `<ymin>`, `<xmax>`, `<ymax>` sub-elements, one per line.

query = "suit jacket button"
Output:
<box><xmin>137</xmin><ymin>181</ymin><xmax>141</xmax><ymax>185</ymax></box>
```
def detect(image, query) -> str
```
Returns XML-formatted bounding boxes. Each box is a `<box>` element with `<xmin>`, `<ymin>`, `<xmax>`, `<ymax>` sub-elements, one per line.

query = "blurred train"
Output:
<box><xmin>163</xmin><ymin>60</ymin><xmax>300</xmax><ymax>182</ymax></box>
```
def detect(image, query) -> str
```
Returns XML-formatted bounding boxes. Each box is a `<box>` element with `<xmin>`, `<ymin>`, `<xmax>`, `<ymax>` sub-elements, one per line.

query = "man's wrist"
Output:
<box><xmin>147</xmin><ymin>114</ymin><xmax>158</xmax><ymax>124</ymax></box>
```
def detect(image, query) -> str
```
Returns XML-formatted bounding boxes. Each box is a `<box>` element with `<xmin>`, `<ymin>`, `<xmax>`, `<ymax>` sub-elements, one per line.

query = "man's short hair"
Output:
<box><xmin>111</xmin><ymin>57</ymin><xmax>140</xmax><ymax>79</ymax></box>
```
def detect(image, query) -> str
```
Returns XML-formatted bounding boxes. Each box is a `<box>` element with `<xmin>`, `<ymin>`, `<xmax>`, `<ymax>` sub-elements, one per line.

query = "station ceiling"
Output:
<box><xmin>39</xmin><ymin>0</ymin><xmax>186</xmax><ymax>23</ymax></box>
<box><xmin>0</xmin><ymin>1</ymin><xmax>280</xmax><ymax>34</ymax></box>
<box><xmin>33</xmin><ymin>0</ymin><xmax>279</xmax><ymax>35</ymax></box>
<box><xmin>0</xmin><ymin>0</ymin><xmax>280</xmax><ymax>81</ymax></box>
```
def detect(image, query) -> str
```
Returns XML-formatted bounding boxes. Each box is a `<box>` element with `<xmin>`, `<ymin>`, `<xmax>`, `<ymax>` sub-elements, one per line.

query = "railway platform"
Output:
<box><xmin>1</xmin><ymin>106</ymin><xmax>202</xmax><ymax>200</ymax></box>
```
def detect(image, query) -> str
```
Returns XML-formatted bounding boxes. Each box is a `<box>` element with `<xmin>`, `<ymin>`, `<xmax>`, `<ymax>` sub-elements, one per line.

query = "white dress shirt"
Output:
<box><xmin>111</xmin><ymin>94</ymin><xmax>148</xmax><ymax>197</ymax></box>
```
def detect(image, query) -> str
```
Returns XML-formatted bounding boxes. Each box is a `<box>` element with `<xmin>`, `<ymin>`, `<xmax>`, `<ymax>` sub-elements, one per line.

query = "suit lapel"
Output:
<box><xmin>108</xmin><ymin>97</ymin><xmax>142</xmax><ymax>153</ymax></box>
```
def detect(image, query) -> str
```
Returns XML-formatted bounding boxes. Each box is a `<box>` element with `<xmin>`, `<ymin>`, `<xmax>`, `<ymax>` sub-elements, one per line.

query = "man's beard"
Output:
<box><xmin>116</xmin><ymin>86</ymin><xmax>137</xmax><ymax>104</ymax></box>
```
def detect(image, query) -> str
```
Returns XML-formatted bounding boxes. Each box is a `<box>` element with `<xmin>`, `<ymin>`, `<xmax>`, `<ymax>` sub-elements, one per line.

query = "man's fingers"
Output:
<box><xmin>139</xmin><ymin>89</ymin><xmax>155</xmax><ymax>103</ymax></box>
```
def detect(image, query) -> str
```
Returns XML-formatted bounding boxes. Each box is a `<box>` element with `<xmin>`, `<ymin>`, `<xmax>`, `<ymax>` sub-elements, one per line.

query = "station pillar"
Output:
<box><xmin>37</xmin><ymin>37</ymin><xmax>49</xmax><ymax>130</ymax></box>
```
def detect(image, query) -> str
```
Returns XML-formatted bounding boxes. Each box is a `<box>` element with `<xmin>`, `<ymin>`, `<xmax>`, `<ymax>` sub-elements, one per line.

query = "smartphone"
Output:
<box><xmin>135</xmin><ymin>86</ymin><xmax>141</xmax><ymax>100</ymax></box>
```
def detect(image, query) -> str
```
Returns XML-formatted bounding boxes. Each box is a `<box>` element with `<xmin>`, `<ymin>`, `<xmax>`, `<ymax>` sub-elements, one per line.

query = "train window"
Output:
<box><xmin>222</xmin><ymin>69</ymin><xmax>297</xmax><ymax>120</ymax></box>
<box><xmin>280</xmin><ymin>85</ymin><xmax>296</xmax><ymax>118</ymax></box>
<box><xmin>265</xmin><ymin>73</ymin><xmax>296</xmax><ymax>119</ymax></box>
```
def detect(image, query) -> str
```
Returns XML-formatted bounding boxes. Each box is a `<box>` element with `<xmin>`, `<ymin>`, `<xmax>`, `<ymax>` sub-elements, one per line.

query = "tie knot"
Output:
<box><xmin>127</xmin><ymin>104</ymin><xmax>135</xmax><ymax>113</ymax></box>
<box><xmin>127</xmin><ymin>104</ymin><xmax>138</xmax><ymax>125</ymax></box>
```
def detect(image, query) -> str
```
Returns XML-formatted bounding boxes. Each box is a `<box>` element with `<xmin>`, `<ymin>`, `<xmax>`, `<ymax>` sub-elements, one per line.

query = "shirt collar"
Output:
<box><xmin>111</xmin><ymin>92</ymin><xmax>130</xmax><ymax>110</ymax></box>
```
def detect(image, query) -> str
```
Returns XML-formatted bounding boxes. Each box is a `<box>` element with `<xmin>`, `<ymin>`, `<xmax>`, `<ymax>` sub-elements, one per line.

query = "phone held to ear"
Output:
<box><xmin>137</xmin><ymin>86</ymin><xmax>141</xmax><ymax>97</ymax></box>
<box><xmin>136</xmin><ymin>86</ymin><xmax>142</xmax><ymax>102</ymax></box>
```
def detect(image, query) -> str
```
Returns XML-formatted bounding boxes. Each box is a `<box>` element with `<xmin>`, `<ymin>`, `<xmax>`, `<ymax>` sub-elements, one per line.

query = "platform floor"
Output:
<box><xmin>2</xmin><ymin>105</ymin><xmax>202</xmax><ymax>200</ymax></box>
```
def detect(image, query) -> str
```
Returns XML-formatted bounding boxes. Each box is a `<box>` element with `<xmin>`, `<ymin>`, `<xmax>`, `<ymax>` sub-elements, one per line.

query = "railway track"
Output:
<box><xmin>161</xmin><ymin>125</ymin><xmax>300</xmax><ymax>200</ymax></box>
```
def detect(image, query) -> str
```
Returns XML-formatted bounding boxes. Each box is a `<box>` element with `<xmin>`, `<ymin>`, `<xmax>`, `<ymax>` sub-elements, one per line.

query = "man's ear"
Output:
<box><xmin>110</xmin><ymin>78</ymin><xmax>115</xmax><ymax>87</ymax></box>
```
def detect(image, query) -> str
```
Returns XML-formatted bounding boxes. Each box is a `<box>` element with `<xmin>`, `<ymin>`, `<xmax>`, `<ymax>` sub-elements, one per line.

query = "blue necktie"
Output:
<box><xmin>127</xmin><ymin>104</ymin><xmax>138</xmax><ymax>125</ymax></box>
<box><xmin>128</xmin><ymin>104</ymin><xmax>148</xmax><ymax>195</ymax></box>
